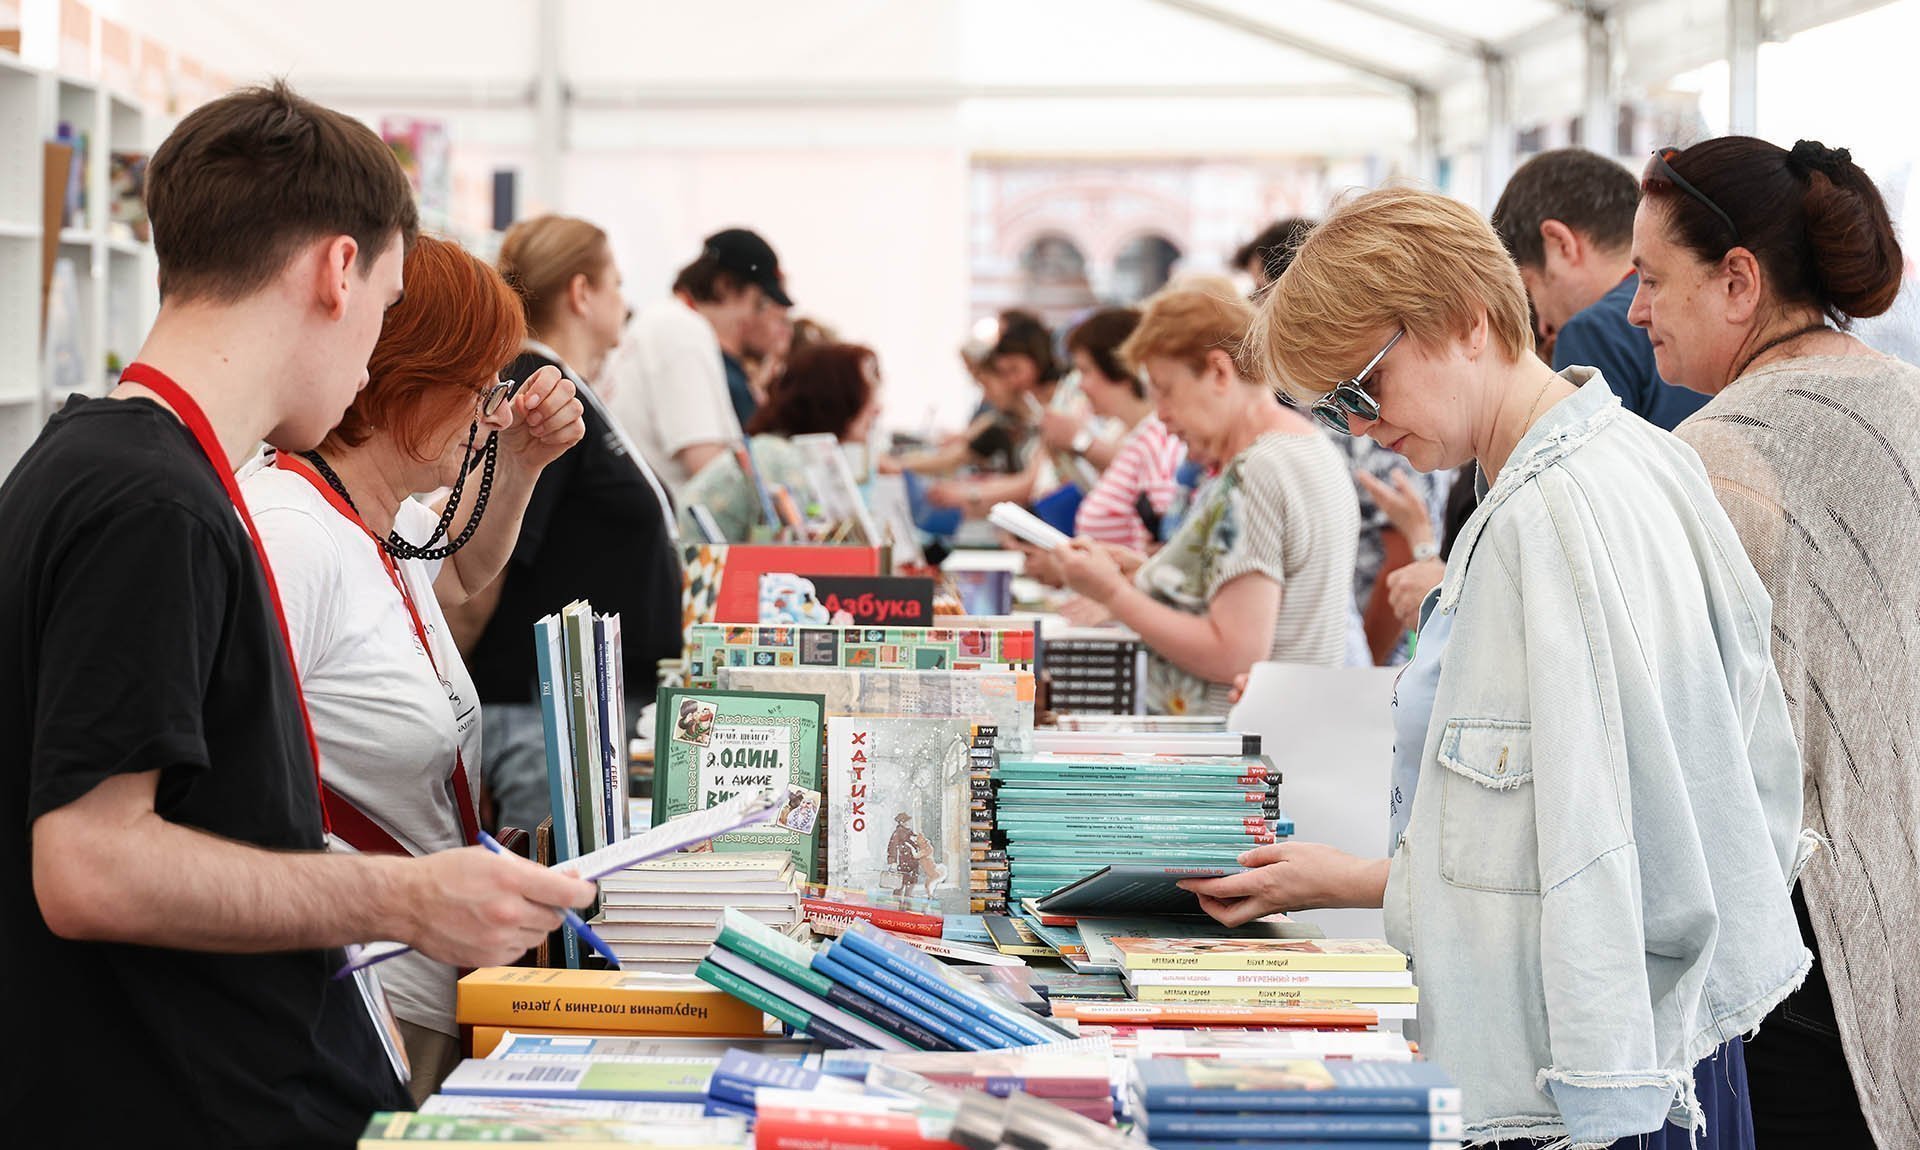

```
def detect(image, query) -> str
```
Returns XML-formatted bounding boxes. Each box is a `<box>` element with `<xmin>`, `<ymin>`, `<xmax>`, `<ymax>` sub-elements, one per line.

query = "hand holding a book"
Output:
<box><xmin>1055</xmin><ymin>538</ymin><xmax>1128</xmax><ymax>603</ymax></box>
<box><xmin>402</xmin><ymin>846</ymin><xmax>597</xmax><ymax>968</ymax></box>
<box><xmin>498</xmin><ymin>365</ymin><xmax>586</xmax><ymax>473</ymax></box>
<box><xmin>1178</xmin><ymin>843</ymin><xmax>1391</xmax><ymax>928</ymax></box>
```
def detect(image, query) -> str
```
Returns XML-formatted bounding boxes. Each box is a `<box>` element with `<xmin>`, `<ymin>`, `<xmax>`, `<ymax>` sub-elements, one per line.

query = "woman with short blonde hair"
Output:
<box><xmin>1053</xmin><ymin>286</ymin><xmax>1357</xmax><ymax>715</ymax></box>
<box><xmin>1183</xmin><ymin>187</ymin><xmax>1809</xmax><ymax>1148</ymax></box>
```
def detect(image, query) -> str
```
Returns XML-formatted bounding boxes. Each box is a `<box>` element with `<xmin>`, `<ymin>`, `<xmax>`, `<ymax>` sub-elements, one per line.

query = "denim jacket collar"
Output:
<box><xmin>1439</xmin><ymin>367</ymin><xmax>1617</xmax><ymax>613</ymax></box>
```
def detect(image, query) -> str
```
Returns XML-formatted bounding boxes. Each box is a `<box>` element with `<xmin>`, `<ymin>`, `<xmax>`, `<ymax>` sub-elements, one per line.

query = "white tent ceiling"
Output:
<box><xmin>81</xmin><ymin>0</ymin><xmax>1904</xmax><ymax>161</ymax></box>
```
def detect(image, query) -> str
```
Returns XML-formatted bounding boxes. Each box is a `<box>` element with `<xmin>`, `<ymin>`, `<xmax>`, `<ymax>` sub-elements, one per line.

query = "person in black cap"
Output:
<box><xmin>605</xmin><ymin>227</ymin><xmax>794</xmax><ymax>493</ymax></box>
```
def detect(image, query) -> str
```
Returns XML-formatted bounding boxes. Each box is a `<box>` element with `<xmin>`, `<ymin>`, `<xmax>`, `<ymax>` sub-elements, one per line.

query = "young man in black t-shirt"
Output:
<box><xmin>0</xmin><ymin>83</ymin><xmax>594</xmax><ymax>1148</ymax></box>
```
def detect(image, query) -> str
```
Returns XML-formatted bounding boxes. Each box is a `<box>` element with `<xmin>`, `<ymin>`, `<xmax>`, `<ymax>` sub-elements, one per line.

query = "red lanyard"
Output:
<box><xmin>118</xmin><ymin>362</ymin><xmax>332</xmax><ymax>836</ymax></box>
<box><xmin>273</xmin><ymin>451</ymin><xmax>482</xmax><ymax>850</ymax></box>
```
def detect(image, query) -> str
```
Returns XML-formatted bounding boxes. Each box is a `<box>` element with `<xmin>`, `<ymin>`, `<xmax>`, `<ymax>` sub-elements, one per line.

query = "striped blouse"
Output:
<box><xmin>1073</xmin><ymin>415</ymin><xmax>1186</xmax><ymax>551</ymax></box>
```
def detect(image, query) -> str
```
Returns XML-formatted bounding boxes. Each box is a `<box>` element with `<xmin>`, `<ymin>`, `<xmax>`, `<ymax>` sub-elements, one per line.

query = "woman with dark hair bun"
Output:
<box><xmin>1629</xmin><ymin>136</ymin><xmax>1919</xmax><ymax>1149</ymax></box>
<box><xmin>676</xmin><ymin>341</ymin><xmax>883</xmax><ymax>541</ymax></box>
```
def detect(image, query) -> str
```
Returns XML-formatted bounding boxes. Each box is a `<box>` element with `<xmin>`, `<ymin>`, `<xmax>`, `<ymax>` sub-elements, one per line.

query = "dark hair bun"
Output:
<box><xmin>1795</xmin><ymin>140</ymin><xmax>1903</xmax><ymax>321</ymax></box>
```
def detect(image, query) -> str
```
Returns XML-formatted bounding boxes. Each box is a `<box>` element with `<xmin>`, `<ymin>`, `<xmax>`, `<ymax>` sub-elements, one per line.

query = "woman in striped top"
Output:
<box><xmin>1055</xmin><ymin>287</ymin><xmax>1359</xmax><ymax>715</ymax></box>
<box><xmin>1053</xmin><ymin>308</ymin><xmax>1187</xmax><ymax>552</ymax></box>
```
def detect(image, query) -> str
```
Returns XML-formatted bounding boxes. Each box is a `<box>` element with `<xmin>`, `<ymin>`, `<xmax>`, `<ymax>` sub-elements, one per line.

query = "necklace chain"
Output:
<box><xmin>1521</xmin><ymin>376</ymin><xmax>1553</xmax><ymax>432</ymax></box>
<box><xmin>300</xmin><ymin>427</ymin><xmax>497</xmax><ymax>562</ymax></box>
<box><xmin>1733</xmin><ymin>321</ymin><xmax>1831</xmax><ymax>382</ymax></box>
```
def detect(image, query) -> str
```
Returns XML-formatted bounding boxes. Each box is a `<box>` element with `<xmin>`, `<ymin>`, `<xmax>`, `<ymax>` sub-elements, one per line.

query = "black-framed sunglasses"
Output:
<box><xmin>1309</xmin><ymin>328</ymin><xmax>1403</xmax><ymax>435</ymax></box>
<box><xmin>1644</xmin><ymin>147</ymin><xmax>1740</xmax><ymax>246</ymax></box>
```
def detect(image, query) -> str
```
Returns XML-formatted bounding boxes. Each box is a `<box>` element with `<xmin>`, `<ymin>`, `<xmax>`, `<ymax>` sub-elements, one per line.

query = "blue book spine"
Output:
<box><xmin>703</xmin><ymin>1097</ymin><xmax>758</xmax><ymax>1122</ymax></box>
<box><xmin>827</xmin><ymin>942</ymin><xmax>1014</xmax><ymax>1050</ymax></box>
<box><xmin>592</xmin><ymin>615</ymin><xmax>619</xmax><ymax>846</ymax></box>
<box><xmin>531</xmin><ymin>616</ymin><xmax>579</xmax><ymax>969</ymax></box>
<box><xmin>1135</xmin><ymin>1062</ymin><xmax>1459</xmax><ymax>1114</ymax></box>
<box><xmin>839</xmin><ymin>924</ymin><xmax>1065</xmax><ymax>1046</ymax></box>
<box><xmin>811</xmin><ymin>947</ymin><xmax>991</xmax><ymax>1052</ymax></box>
<box><xmin>1141</xmin><ymin>1112</ymin><xmax>1464</xmax><ymax>1140</ymax></box>
<box><xmin>797</xmin><ymin>1012</ymin><xmax>862</xmax><ymax>1050</ymax></box>
<box><xmin>709</xmin><ymin>1050</ymin><xmax>819</xmax><ymax>1108</ymax></box>
<box><xmin>821</xmin><ymin>982</ymin><xmax>958</xmax><ymax>1053</ymax></box>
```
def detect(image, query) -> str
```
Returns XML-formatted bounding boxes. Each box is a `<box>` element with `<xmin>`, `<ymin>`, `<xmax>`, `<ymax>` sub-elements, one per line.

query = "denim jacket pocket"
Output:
<box><xmin>1437</xmin><ymin>718</ymin><xmax>1540</xmax><ymax>894</ymax></box>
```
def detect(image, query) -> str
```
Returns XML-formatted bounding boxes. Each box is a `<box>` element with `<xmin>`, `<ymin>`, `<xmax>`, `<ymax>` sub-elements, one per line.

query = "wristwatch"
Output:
<box><xmin>1411</xmin><ymin>540</ymin><xmax>1440</xmax><ymax>563</ymax></box>
<box><xmin>1070</xmin><ymin>428</ymin><xmax>1095</xmax><ymax>456</ymax></box>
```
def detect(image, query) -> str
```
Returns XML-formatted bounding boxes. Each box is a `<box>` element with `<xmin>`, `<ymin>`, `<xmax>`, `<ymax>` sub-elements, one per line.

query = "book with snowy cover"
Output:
<box><xmin>827</xmin><ymin>715</ymin><xmax>975</xmax><ymax>913</ymax></box>
<box><xmin>718</xmin><ymin>667</ymin><xmax>1037</xmax><ymax>753</ymax></box>
<box><xmin>652</xmin><ymin>688</ymin><xmax>826</xmax><ymax>881</ymax></box>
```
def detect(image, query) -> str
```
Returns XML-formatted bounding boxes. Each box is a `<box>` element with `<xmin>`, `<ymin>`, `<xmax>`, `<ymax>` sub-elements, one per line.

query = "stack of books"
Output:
<box><xmin>1129</xmin><ymin>1057</ymin><xmax>1463</xmax><ymax>1149</ymax></box>
<box><xmin>989</xmin><ymin>753</ymin><xmax>1288</xmax><ymax>903</ymax></box>
<box><xmin>1041</xmin><ymin>628</ymin><xmax>1147</xmax><ymax>715</ymax></box>
<box><xmin>590</xmin><ymin>851</ymin><xmax>802</xmax><ymax>975</ymax></box>
<box><xmin>453</xmin><ymin>966</ymin><xmax>768</xmax><ymax>1056</ymax></box>
<box><xmin>967</xmin><ymin>725</ymin><xmax>1009</xmax><ymax>915</ymax></box>
<box><xmin>696</xmin><ymin>913</ymin><xmax>1069</xmax><ymax>1053</ymax></box>
<box><xmin>1112</xmin><ymin>938</ymin><xmax>1418</xmax><ymax>1026</ymax></box>
<box><xmin>817</xmin><ymin>1047</ymin><xmax>1118</xmax><ymax>1125</ymax></box>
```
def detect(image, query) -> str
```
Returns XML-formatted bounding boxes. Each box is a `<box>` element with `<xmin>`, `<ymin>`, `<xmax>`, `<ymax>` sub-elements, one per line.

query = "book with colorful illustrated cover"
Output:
<box><xmin>680</xmin><ymin>543</ymin><xmax>882</xmax><ymax>635</ymax></box>
<box><xmin>652</xmin><ymin>689</ymin><xmax>826</xmax><ymax>880</ymax></box>
<box><xmin>438</xmin><ymin>1057</ymin><xmax>718</xmax><ymax>1103</ymax></box>
<box><xmin>1132</xmin><ymin>1058</ymin><xmax>1460</xmax><ymax>1113</ymax></box>
<box><xmin>719</xmin><ymin>667</ymin><xmax>1037</xmax><ymax>753</ymax></box>
<box><xmin>801</xmin><ymin>885</ymin><xmax>946</xmax><ymax>937</ymax></box>
<box><xmin>1112</xmin><ymin>936</ymin><xmax>1409</xmax><ymax>972</ymax></box>
<box><xmin>686</xmin><ymin>620</ymin><xmax>1038</xmax><ymax>690</ymax></box>
<box><xmin>358</xmin><ymin>1112</ymin><xmax>746</xmax><ymax>1147</ymax></box>
<box><xmin>826</xmin><ymin>715</ymin><xmax>975</xmax><ymax>914</ymax></box>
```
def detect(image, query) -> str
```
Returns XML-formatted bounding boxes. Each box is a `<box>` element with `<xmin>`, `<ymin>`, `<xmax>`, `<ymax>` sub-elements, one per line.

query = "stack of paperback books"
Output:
<box><xmin>1128</xmin><ymin>1057</ymin><xmax>1463</xmax><ymax>1149</ymax></box>
<box><xmin>590</xmin><ymin>851</ymin><xmax>802</xmax><ymax>974</ymax></box>
<box><xmin>988</xmin><ymin>753</ymin><xmax>1288</xmax><ymax>903</ymax></box>
<box><xmin>816</xmin><ymin>1047</ymin><xmax>1118</xmax><ymax>1124</ymax></box>
<box><xmin>967</xmin><ymin>725</ymin><xmax>1009</xmax><ymax>914</ymax></box>
<box><xmin>453</xmin><ymin>966</ymin><xmax>768</xmax><ymax>1055</ymax></box>
<box><xmin>1040</xmin><ymin>628</ymin><xmax>1146</xmax><ymax>715</ymax></box>
<box><xmin>696</xmin><ymin>913</ymin><xmax>1070</xmax><ymax>1052</ymax></box>
<box><xmin>1113</xmin><ymin>938</ymin><xmax>1418</xmax><ymax>1025</ymax></box>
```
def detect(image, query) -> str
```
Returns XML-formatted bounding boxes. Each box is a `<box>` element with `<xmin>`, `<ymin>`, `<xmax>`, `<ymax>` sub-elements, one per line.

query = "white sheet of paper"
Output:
<box><xmin>1227</xmin><ymin>662</ymin><xmax>1398</xmax><ymax>942</ymax></box>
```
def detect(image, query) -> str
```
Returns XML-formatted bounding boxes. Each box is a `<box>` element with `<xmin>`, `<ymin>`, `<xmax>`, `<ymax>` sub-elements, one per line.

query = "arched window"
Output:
<box><xmin>1111</xmin><ymin>233</ymin><xmax>1182</xmax><ymax>302</ymax></box>
<box><xmin>1018</xmin><ymin>233</ymin><xmax>1096</xmax><ymax>313</ymax></box>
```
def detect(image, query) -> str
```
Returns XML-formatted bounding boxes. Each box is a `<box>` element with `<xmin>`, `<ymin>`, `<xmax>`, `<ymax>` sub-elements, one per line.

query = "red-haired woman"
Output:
<box><xmin>239</xmin><ymin>235</ymin><xmax>585</xmax><ymax>1098</ymax></box>
<box><xmin>676</xmin><ymin>341</ymin><xmax>883</xmax><ymax>541</ymax></box>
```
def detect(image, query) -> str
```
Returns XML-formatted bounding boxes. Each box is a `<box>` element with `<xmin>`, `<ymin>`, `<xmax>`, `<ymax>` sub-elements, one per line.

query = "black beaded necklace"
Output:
<box><xmin>301</xmin><ymin>422</ymin><xmax>499</xmax><ymax>561</ymax></box>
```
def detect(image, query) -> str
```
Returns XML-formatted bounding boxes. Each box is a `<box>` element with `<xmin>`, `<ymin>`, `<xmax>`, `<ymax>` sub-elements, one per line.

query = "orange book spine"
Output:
<box><xmin>455</xmin><ymin>967</ymin><xmax>764</xmax><ymax>1035</ymax></box>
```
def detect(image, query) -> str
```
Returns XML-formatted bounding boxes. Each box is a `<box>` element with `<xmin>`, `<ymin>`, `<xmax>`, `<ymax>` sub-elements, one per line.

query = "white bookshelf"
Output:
<box><xmin>0</xmin><ymin>50</ymin><xmax>43</xmax><ymax>479</ymax></box>
<box><xmin>0</xmin><ymin>53</ymin><xmax>164</xmax><ymax>481</ymax></box>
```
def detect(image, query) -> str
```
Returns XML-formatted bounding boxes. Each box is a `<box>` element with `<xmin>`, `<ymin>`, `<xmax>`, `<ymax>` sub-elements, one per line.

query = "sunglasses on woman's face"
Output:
<box><xmin>1309</xmin><ymin>328</ymin><xmax>1404</xmax><ymax>435</ymax></box>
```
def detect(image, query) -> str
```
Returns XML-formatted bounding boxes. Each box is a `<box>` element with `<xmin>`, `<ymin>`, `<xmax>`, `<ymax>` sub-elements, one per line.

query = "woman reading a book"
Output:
<box><xmin>241</xmin><ymin>236</ymin><xmax>587</xmax><ymax>1098</ymax></box>
<box><xmin>1179</xmin><ymin>188</ymin><xmax>1811</xmax><ymax>1149</ymax></box>
<box><xmin>675</xmin><ymin>341</ymin><xmax>884</xmax><ymax>542</ymax></box>
<box><xmin>1053</xmin><ymin>286</ymin><xmax>1359</xmax><ymax>715</ymax></box>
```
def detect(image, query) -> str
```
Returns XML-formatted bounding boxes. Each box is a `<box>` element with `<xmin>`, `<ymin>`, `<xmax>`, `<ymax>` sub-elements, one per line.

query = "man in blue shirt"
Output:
<box><xmin>1493</xmin><ymin>148</ymin><xmax>1709</xmax><ymax>430</ymax></box>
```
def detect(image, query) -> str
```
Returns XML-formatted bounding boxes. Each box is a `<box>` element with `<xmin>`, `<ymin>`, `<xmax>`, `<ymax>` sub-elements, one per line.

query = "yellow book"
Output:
<box><xmin>455</xmin><ymin>967</ymin><xmax>764</xmax><ymax>1036</ymax></box>
<box><xmin>1128</xmin><ymin>983</ymin><xmax>1421</xmax><ymax>1005</ymax></box>
<box><xmin>1112</xmin><ymin>937</ymin><xmax>1408</xmax><ymax>972</ymax></box>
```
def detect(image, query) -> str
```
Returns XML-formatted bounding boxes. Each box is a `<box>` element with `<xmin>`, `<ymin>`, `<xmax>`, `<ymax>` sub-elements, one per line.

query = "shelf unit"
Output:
<box><xmin>0</xmin><ymin>52</ymin><xmax>164</xmax><ymax>481</ymax></box>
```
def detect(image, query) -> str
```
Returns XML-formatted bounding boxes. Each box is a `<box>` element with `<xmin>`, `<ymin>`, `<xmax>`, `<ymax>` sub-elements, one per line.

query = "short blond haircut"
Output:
<box><xmin>1120</xmin><ymin>286</ymin><xmax>1258</xmax><ymax>382</ymax></box>
<box><xmin>1252</xmin><ymin>187</ymin><xmax>1534</xmax><ymax>401</ymax></box>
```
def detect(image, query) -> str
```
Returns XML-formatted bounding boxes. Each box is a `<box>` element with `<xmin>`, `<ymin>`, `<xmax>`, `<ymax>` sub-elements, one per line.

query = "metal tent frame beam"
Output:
<box><xmin>1145</xmin><ymin>0</ymin><xmax>1427</xmax><ymax>95</ymax></box>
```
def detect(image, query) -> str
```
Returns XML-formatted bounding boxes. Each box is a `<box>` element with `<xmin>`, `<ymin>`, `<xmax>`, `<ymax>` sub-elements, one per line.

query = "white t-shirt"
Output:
<box><xmin>240</xmin><ymin>459</ymin><xmax>483</xmax><ymax>1037</ymax></box>
<box><xmin>602</xmin><ymin>297</ymin><xmax>739</xmax><ymax>492</ymax></box>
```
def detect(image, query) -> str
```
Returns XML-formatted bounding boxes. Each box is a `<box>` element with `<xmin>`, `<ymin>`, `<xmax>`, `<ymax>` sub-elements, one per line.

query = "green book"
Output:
<box><xmin>696</xmin><ymin>957</ymin><xmax>813</xmax><ymax>1034</ymax></box>
<box><xmin>715</xmin><ymin>908</ymin><xmax>832</xmax><ymax>997</ymax></box>
<box><xmin>654</xmin><ymin>687</ymin><xmax>827</xmax><ymax>880</ymax></box>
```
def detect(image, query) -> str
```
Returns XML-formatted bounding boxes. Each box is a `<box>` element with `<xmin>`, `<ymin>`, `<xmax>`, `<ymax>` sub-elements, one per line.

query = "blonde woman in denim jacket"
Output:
<box><xmin>1183</xmin><ymin>188</ymin><xmax>1813</xmax><ymax>1149</ymax></box>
